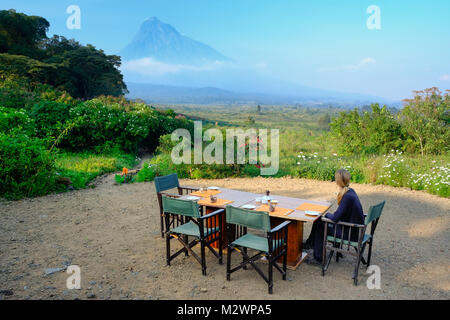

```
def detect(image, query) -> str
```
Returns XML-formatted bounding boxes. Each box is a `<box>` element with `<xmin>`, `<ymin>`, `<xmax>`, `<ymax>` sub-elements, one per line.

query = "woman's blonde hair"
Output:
<box><xmin>335</xmin><ymin>169</ymin><xmax>351</xmax><ymax>204</ymax></box>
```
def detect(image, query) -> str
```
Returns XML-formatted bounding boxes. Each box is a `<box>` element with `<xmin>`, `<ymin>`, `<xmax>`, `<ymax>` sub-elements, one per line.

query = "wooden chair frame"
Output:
<box><xmin>226</xmin><ymin>221</ymin><xmax>290</xmax><ymax>294</ymax></box>
<box><xmin>164</xmin><ymin>206</ymin><xmax>224</xmax><ymax>276</ymax></box>
<box><xmin>321</xmin><ymin>201</ymin><xmax>385</xmax><ymax>285</ymax></box>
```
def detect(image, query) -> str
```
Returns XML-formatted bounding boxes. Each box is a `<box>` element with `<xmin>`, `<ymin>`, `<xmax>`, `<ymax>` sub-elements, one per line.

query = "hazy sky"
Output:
<box><xmin>3</xmin><ymin>0</ymin><xmax>450</xmax><ymax>100</ymax></box>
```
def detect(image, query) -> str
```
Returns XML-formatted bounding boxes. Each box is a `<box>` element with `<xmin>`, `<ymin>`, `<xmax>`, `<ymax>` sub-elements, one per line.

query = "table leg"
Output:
<box><xmin>204</xmin><ymin>206</ymin><xmax>227</xmax><ymax>249</ymax></box>
<box><xmin>271</xmin><ymin>218</ymin><xmax>307</xmax><ymax>270</ymax></box>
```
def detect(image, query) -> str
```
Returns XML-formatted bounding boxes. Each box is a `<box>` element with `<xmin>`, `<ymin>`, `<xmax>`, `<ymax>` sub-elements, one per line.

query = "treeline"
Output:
<box><xmin>329</xmin><ymin>88</ymin><xmax>449</xmax><ymax>156</ymax></box>
<box><xmin>0</xmin><ymin>9</ymin><xmax>126</xmax><ymax>99</ymax></box>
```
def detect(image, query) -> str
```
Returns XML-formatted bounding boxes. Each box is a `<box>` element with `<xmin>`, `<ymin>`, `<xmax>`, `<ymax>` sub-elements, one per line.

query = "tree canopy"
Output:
<box><xmin>0</xmin><ymin>10</ymin><xmax>127</xmax><ymax>99</ymax></box>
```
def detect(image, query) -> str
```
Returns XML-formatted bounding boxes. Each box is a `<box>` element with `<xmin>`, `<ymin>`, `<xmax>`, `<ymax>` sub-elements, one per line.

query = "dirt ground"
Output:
<box><xmin>0</xmin><ymin>172</ymin><xmax>449</xmax><ymax>300</ymax></box>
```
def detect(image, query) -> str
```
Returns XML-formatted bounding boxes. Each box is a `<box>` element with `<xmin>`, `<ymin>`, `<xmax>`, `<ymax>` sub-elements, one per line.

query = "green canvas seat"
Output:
<box><xmin>225</xmin><ymin>205</ymin><xmax>290</xmax><ymax>294</ymax></box>
<box><xmin>162</xmin><ymin>196</ymin><xmax>224</xmax><ymax>276</ymax></box>
<box><xmin>172</xmin><ymin>221</ymin><xmax>219</xmax><ymax>238</ymax></box>
<box><xmin>231</xmin><ymin>233</ymin><xmax>283</xmax><ymax>253</ymax></box>
<box><xmin>321</xmin><ymin>200</ymin><xmax>385</xmax><ymax>285</ymax></box>
<box><xmin>155</xmin><ymin>173</ymin><xmax>199</xmax><ymax>237</ymax></box>
<box><xmin>326</xmin><ymin>234</ymin><xmax>372</xmax><ymax>247</ymax></box>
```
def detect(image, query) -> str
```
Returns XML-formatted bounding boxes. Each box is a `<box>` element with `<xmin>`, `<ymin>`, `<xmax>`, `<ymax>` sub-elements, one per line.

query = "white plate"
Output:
<box><xmin>208</xmin><ymin>186</ymin><xmax>220</xmax><ymax>190</ymax></box>
<box><xmin>186</xmin><ymin>196</ymin><xmax>201</xmax><ymax>201</ymax></box>
<box><xmin>241</xmin><ymin>204</ymin><xmax>256</xmax><ymax>210</ymax></box>
<box><xmin>304</xmin><ymin>210</ymin><xmax>320</xmax><ymax>216</ymax></box>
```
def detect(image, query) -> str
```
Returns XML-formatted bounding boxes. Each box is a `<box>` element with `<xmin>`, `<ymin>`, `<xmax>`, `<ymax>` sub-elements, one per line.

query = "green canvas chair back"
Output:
<box><xmin>226</xmin><ymin>205</ymin><xmax>271</xmax><ymax>232</ymax></box>
<box><xmin>155</xmin><ymin>173</ymin><xmax>180</xmax><ymax>193</ymax></box>
<box><xmin>365</xmin><ymin>200</ymin><xmax>385</xmax><ymax>225</ymax></box>
<box><xmin>162</xmin><ymin>196</ymin><xmax>200</xmax><ymax>218</ymax></box>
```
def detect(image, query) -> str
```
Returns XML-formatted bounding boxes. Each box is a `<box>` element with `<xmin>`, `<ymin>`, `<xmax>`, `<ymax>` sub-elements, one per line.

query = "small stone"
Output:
<box><xmin>44</xmin><ymin>267</ymin><xmax>66</xmax><ymax>276</ymax></box>
<box><xmin>200</xmin><ymin>288</ymin><xmax>208</xmax><ymax>293</ymax></box>
<box><xmin>87</xmin><ymin>293</ymin><xmax>96</xmax><ymax>299</ymax></box>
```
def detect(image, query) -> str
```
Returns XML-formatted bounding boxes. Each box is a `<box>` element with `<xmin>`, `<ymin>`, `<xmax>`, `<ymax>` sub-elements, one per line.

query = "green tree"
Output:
<box><xmin>400</xmin><ymin>87</ymin><xmax>449</xmax><ymax>155</ymax></box>
<box><xmin>0</xmin><ymin>10</ymin><xmax>127</xmax><ymax>100</ymax></box>
<box><xmin>0</xmin><ymin>9</ymin><xmax>49</xmax><ymax>58</ymax></box>
<box><xmin>54</xmin><ymin>45</ymin><xmax>127</xmax><ymax>99</ymax></box>
<box><xmin>329</xmin><ymin>104</ymin><xmax>403</xmax><ymax>155</ymax></box>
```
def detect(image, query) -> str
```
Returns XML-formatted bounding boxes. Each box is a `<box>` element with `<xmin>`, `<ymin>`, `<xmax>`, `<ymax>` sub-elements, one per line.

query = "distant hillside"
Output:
<box><xmin>126</xmin><ymin>82</ymin><xmax>401</xmax><ymax>107</ymax></box>
<box><xmin>120</xmin><ymin>17</ymin><xmax>230</xmax><ymax>65</ymax></box>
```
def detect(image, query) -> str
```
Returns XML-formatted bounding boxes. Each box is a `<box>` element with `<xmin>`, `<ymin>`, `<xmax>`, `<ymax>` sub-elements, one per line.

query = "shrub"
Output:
<box><xmin>0</xmin><ymin>106</ymin><xmax>33</xmax><ymax>135</ymax></box>
<box><xmin>62</xmin><ymin>99</ymin><xmax>193</xmax><ymax>153</ymax></box>
<box><xmin>30</xmin><ymin>100</ymin><xmax>72</xmax><ymax>139</ymax></box>
<box><xmin>329</xmin><ymin>104</ymin><xmax>403</xmax><ymax>155</ymax></box>
<box><xmin>135</xmin><ymin>163</ymin><xmax>157</xmax><ymax>182</ymax></box>
<box><xmin>0</xmin><ymin>133</ymin><xmax>56</xmax><ymax>199</ymax></box>
<box><xmin>400</xmin><ymin>88</ymin><xmax>450</xmax><ymax>155</ymax></box>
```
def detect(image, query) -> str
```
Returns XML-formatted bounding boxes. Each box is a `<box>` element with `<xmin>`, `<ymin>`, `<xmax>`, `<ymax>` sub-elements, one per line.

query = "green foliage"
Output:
<box><xmin>114</xmin><ymin>174</ymin><xmax>125</xmax><ymax>184</ymax></box>
<box><xmin>0</xmin><ymin>9</ymin><xmax>49</xmax><ymax>58</ymax></box>
<box><xmin>329</xmin><ymin>104</ymin><xmax>403</xmax><ymax>155</ymax></box>
<box><xmin>30</xmin><ymin>100</ymin><xmax>72</xmax><ymax>139</ymax></box>
<box><xmin>0</xmin><ymin>106</ymin><xmax>33</xmax><ymax>135</ymax></box>
<box><xmin>400</xmin><ymin>88</ymin><xmax>449</xmax><ymax>155</ymax></box>
<box><xmin>135</xmin><ymin>164</ymin><xmax>157</xmax><ymax>182</ymax></box>
<box><xmin>0</xmin><ymin>73</ymin><xmax>77</xmax><ymax>110</ymax></box>
<box><xmin>62</xmin><ymin>99</ymin><xmax>192</xmax><ymax>152</ymax></box>
<box><xmin>0</xmin><ymin>133</ymin><xmax>56</xmax><ymax>199</ymax></box>
<box><xmin>0</xmin><ymin>10</ymin><xmax>127</xmax><ymax>100</ymax></box>
<box><xmin>156</xmin><ymin>133</ymin><xmax>179</xmax><ymax>154</ymax></box>
<box><xmin>0</xmin><ymin>53</ymin><xmax>57</xmax><ymax>84</ymax></box>
<box><xmin>46</xmin><ymin>43</ymin><xmax>127</xmax><ymax>99</ymax></box>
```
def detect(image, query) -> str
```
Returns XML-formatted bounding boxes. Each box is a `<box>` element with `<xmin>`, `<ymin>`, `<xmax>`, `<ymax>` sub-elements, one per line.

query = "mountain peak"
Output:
<box><xmin>144</xmin><ymin>16</ymin><xmax>159</xmax><ymax>22</ymax></box>
<box><xmin>120</xmin><ymin>18</ymin><xmax>230</xmax><ymax>65</ymax></box>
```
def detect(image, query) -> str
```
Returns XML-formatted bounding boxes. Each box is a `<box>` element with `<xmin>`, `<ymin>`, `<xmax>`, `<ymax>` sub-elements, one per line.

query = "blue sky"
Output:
<box><xmin>2</xmin><ymin>0</ymin><xmax>450</xmax><ymax>100</ymax></box>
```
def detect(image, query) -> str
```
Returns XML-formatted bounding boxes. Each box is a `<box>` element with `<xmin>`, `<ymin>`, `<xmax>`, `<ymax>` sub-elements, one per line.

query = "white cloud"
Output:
<box><xmin>318</xmin><ymin>57</ymin><xmax>376</xmax><ymax>72</ymax></box>
<box><xmin>121</xmin><ymin>57</ymin><xmax>225</xmax><ymax>76</ymax></box>
<box><xmin>439</xmin><ymin>74</ymin><xmax>449</xmax><ymax>81</ymax></box>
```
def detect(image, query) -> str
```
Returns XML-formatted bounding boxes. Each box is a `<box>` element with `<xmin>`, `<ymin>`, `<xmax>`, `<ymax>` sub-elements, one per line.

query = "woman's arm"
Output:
<box><xmin>325</xmin><ymin>194</ymin><xmax>350</xmax><ymax>222</ymax></box>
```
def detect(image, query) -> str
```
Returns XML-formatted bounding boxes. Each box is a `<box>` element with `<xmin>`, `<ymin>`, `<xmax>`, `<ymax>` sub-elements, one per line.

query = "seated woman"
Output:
<box><xmin>304</xmin><ymin>169</ymin><xmax>364</xmax><ymax>265</ymax></box>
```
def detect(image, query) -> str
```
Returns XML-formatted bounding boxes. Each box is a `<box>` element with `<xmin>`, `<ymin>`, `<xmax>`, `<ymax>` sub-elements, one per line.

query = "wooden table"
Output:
<box><xmin>180</xmin><ymin>188</ymin><xmax>332</xmax><ymax>270</ymax></box>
